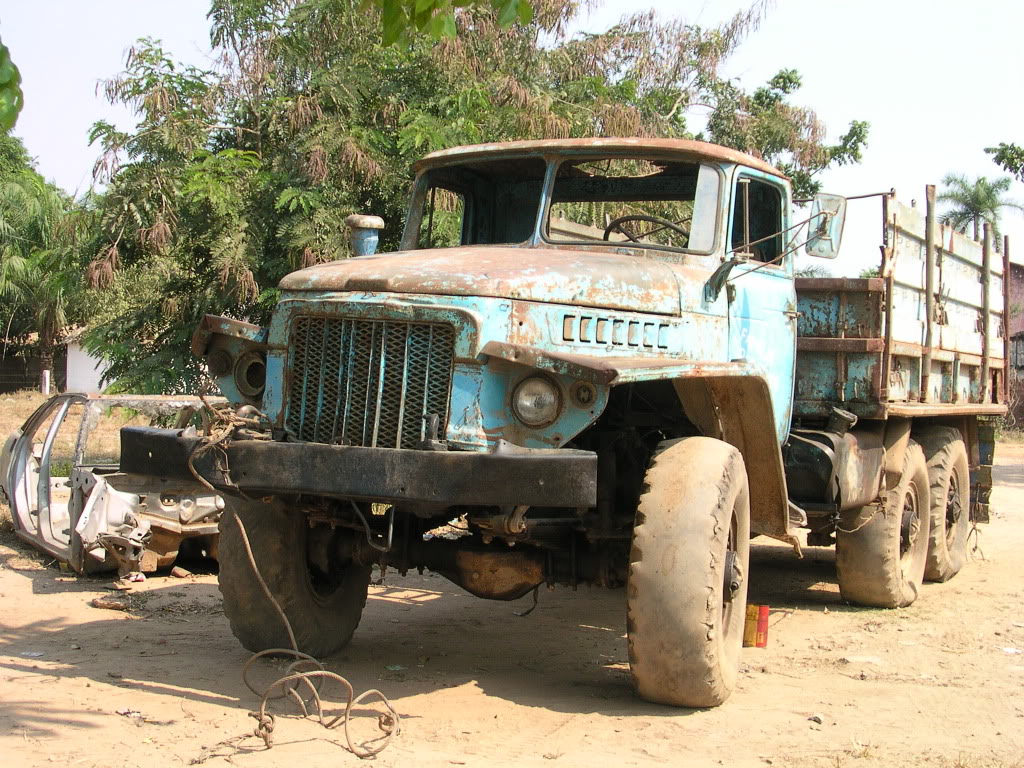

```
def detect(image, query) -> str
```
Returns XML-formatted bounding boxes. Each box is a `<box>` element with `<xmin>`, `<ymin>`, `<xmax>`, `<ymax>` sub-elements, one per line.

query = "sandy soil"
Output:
<box><xmin>1</xmin><ymin>446</ymin><xmax>1022</xmax><ymax>768</ymax></box>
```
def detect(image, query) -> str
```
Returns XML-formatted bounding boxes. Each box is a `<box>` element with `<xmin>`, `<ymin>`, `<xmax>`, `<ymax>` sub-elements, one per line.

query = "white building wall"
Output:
<box><xmin>65</xmin><ymin>341</ymin><xmax>105</xmax><ymax>393</ymax></box>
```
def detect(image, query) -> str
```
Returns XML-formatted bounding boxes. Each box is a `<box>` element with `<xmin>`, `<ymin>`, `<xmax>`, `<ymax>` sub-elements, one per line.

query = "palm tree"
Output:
<box><xmin>0</xmin><ymin>171</ymin><xmax>88</xmax><ymax>393</ymax></box>
<box><xmin>937</xmin><ymin>173</ymin><xmax>1023</xmax><ymax>250</ymax></box>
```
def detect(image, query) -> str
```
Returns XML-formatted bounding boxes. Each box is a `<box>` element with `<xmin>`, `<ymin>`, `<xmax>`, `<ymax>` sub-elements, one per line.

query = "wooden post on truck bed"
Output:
<box><xmin>922</xmin><ymin>185</ymin><xmax>937</xmax><ymax>402</ymax></box>
<box><xmin>982</xmin><ymin>223</ymin><xmax>992</xmax><ymax>403</ymax></box>
<box><xmin>880</xmin><ymin>192</ymin><xmax>895</xmax><ymax>401</ymax></box>
<box><xmin>1004</xmin><ymin>235</ymin><xmax>1011</xmax><ymax>403</ymax></box>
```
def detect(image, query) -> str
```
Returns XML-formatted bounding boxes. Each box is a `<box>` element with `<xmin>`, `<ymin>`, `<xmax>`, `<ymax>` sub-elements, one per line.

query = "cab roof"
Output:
<box><xmin>415</xmin><ymin>137</ymin><xmax>786</xmax><ymax>179</ymax></box>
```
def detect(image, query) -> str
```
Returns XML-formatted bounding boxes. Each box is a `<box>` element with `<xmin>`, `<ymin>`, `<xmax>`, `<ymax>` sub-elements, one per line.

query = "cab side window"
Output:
<box><xmin>731</xmin><ymin>177</ymin><xmax>783</xmax><ymax>263</ymax></box>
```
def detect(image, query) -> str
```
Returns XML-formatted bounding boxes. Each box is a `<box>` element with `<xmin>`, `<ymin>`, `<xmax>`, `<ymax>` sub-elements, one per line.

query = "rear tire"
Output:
<box><xmin>915</xmin><ymin>427</ymin><xmax>970</xmax><ymax>582</ymax></box>
<box><xmin>627</xmin><ymin>437</ymin><xmax>750</xmax><ymax>708</ymax></box>
<box><xmin>218</xmin><ymin>496</ymin><xmax>370</xmax><ymax>657</ymax></box>
<box><xmin>836</xmin><ymin>441</ymin><xmax>930</xmax><ymax>608</ymax></box>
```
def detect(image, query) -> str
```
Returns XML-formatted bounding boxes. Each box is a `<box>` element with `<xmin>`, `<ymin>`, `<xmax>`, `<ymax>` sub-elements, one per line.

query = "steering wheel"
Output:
<box><xmin>603</xmin><ymin>214</ymin><xmax>691</xmax><ymax>244</ymax></box>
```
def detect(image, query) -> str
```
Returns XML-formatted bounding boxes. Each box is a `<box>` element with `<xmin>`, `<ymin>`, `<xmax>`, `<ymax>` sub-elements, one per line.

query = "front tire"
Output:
<box><xmin>218</xmin><ymin>496</ymin><xmax>371</xmax><ymax>657</ymax></box>
<box><xmin>627</xmin><ymin>437</ymin><xmax>750</xmax><ymax>708</ymax></box>
<box><xmin>836</xmin><ymin>441</ymin><xmax>931</xmax><ymax>608</ymax></box>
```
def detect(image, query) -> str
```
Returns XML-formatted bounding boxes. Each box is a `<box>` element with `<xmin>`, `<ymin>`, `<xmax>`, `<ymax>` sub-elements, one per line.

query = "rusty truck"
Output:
<box><xmin>121</xmin><ymin>138</ymin><xmax>1008</xmax><ymax>707</ymax></box>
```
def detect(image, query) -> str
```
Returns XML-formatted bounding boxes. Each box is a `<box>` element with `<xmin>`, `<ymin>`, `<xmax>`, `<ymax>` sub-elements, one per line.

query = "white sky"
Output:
<box><xmin>3</xmin><ymin>0</ymin><xmax>1023</xmax><ymax>273</ymax></box>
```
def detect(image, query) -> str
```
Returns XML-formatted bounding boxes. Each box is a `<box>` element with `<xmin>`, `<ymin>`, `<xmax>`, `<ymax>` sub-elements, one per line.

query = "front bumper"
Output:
<box><xmin>119</xmin><ymin>427</ymin><xmax>598</xmax><ymax>508</ymax></box>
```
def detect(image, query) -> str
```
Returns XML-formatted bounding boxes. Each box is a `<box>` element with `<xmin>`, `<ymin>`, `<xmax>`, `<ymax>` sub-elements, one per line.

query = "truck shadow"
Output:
<box><xmin>747</xmin><ymin>538</ymin><xmax>848</xmax><ymax>610</ymax></box>
<box><xmin>0</xmin><ymin>537</ymin><xmax>868</xmax><ymax>737</ymax></box>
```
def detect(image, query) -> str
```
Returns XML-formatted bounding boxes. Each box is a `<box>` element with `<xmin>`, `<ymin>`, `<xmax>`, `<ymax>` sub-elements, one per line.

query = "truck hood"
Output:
<box><xmin>278</xmin><ymin>246</ymin><xmax>682</xmax><ymax>315</ymax></box>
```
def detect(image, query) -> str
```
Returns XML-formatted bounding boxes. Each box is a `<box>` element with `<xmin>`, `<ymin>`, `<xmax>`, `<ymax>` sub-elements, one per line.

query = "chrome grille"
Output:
<box><xmin>285</xmin><ymin>317</ymin><xmax>455</xmax><ymax>448</ymax></box>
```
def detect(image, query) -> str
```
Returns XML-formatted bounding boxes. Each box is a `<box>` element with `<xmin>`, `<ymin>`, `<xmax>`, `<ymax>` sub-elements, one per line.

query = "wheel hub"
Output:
<box><xmin>945</xmin><ymin>473</ymin><xmax>962</xmax><ymax>546</ymax></box>
<box><xmin>899</xmin><ymin>488</ymin><xmax>920</xmax><ymax>563</ymax></box>
<box><xmin>723</xmin><ymin>550</ymin><xmax>743</xmax><ymax>602</ymax></box>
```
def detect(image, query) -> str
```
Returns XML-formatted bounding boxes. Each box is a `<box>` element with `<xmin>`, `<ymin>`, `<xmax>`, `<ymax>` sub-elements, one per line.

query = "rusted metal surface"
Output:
<box><xmin>981</xmin><ymin>224</ymin><xmax>992</xmax><ymax>401</ymax></box>
<box><xmin>191</xmin><ymin>314</ymin><xmax>267</xmax><ymax>357</ymax></box>
<box><xmin>0</xmin><ymin>393</ymin><xmax>224</xmax><ymax>575</ymax></box>
<box><xmin>672</xmin><ymin>374</ymin><xmax>793</xmax><ymax>539</ymax></box>
<box><xmin>1003</xmin><ymin>236</ymin><xmax>1011</xmax><ymax>403</ymax></box>
<box><xmin>794</xmin><ymin>277</ymin><xmax>884</xmax><ymax>293</ymax></box>
<box><xmin>481</xmin><ymin>341</ymin><xmax>756</xmax><ymax>386</ymax></box>
<box><xmin>797</xmin><ymin>338</ymin><xmax>885</xmax><ymax>353</ymax></box>
<box><xmin>794</xmin><ymin>186</ymin><xmax>1009</xmax><ymax>418</ymax></box>
<box><xmin>278</xmin><ymin>246</ymin><xmax>686</xmax><ymax>316</ymax></box>
<box><xmin>795</xmin><ymin>282</ymin><xmax>882</xmax><ymax>340</ymax></box>
<box><xmin>345</xmin><ymin>213</ymin><xmax>385</xmax><ymax>256</ymax></box>
<box><xmin>415</xmin><ymin>137</ymin><xmax>787</xmax><ymax>178</ymax></box>
<box><xmin>921</xmin><ymin>185</ymin><xmax>937</xmax><ymax>403</ymax></box>
<box><xmin>120</xmin><ymin>427</ymin><xmax>599</xmax><ymax>509</ymax></box>
<box><xmin>434</xmin><ymin>548</ymin><xmax>544</xmax><ymax>601</ymax></box>
<box><xmin>784</xmin><ymin>427</ymin><xmax>884</xmax><ymax>512</ymax></box>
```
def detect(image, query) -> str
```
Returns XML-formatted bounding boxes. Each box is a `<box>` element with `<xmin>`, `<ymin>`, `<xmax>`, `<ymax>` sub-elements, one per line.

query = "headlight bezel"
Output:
<box><xmin>233</xmin><ymin>350</ymin><xmax>267</xmax><ymax>399</ymax></box>
<box><xmin>511</xmin><ymin>374</ymin><xmax>563</xmax><ymax>428</ymax></box>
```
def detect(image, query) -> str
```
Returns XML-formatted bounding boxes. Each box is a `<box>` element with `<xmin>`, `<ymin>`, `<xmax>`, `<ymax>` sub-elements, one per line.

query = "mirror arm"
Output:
<box><xmin>726</xmin><ymin>213</ymin><xmax>820</xmax><ymax>257</ymax></box>
<box><xmin>709</xmin><ymin>215</ymin><xmax>820</xmax><ymax>298</ymax></box>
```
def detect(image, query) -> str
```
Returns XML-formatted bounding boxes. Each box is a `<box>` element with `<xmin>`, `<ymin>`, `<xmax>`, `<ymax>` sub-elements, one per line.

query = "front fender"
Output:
<box><xmin>191</xmin><ymin>315</ymin><xmax>269</xmax><ymax>406</ymax></box>
<box><xmin>674</xmin><ymin>374</ymin><xmax>793</xmax><ymax>541</ymax></box>
<box><xmin>482</xmin><ymin>342</ymin><xmax>793</xmax><ymax>539</ymax></box>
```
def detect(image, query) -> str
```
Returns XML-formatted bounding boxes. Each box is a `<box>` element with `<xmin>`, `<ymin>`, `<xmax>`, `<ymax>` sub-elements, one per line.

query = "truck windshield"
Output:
<box><xmin>411</xmin><ymin>157</ymin><xmax>548</xmax><ymax>249</ymax></box>
<box><xmin>546</xmin><ymin>158</ymin><xmax>719</xmax><ymax>253</ymax></box>
<box><xmin>405</xmin><ymin>154</ymin><xmax>719</xmax><ymax>255</ymax></box>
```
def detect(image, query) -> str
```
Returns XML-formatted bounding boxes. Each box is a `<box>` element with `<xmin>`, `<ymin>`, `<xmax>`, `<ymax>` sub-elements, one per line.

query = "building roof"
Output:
<box><xmin>415</xmin><ymin>137</ymin><xmax>786</xmax><ymax>178</ymax></box>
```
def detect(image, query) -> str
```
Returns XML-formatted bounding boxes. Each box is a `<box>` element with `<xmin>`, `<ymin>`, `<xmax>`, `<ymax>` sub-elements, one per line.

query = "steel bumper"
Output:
<box><xmin>119</xmin><ymin>427</ymin><xmax>598</xmax><ymax>508</ymax></box>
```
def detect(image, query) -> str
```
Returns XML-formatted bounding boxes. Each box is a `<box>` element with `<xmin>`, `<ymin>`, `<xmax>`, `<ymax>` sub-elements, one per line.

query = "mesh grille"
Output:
<box><xmin>285</xmin><ymin>317</ymin><xmax>455</xmax><ymax>448</ymax></box>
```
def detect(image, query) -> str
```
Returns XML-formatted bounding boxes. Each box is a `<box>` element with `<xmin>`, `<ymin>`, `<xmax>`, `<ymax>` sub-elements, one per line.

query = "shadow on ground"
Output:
<box><xmin>0</xmin><ymin>522</ymin><xmax>867</xmax><ymax>737</ymax></box>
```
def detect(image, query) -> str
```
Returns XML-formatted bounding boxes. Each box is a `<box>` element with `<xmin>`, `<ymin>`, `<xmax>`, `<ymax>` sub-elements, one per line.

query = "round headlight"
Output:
<box><xmin>512</xmin><ymin>376</ymin><xmax>561</xmax><ymax>427</ymax></box>
<box><xmin>234</xmin><ymin>351</ymin><xmax>267</xmax><ymax>398</ymax></box>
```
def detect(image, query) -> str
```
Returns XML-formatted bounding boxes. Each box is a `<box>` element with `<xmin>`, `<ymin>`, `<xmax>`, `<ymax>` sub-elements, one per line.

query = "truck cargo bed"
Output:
<box><xmin>794</xmin><ymin>191</ymin><xmax>1008</xmax><ymax>420</ymax></box>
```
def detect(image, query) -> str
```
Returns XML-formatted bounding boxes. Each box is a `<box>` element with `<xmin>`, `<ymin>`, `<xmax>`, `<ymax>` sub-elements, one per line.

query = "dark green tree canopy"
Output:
<box><xmin>0</xmin><ymin>36</ymin><xmax>23</xmax><ymax>132</ymax></box>
<box><xmin>986</xmin><ymin>142</ymin><xmax>1024</xmax><ymax>183</ymax></box>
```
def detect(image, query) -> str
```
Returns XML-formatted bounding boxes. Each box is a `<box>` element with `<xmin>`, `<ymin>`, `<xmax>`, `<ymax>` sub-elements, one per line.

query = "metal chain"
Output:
<box><xmin>834</xmin><ymin>497</ymin><xmax>887</xmax><ymax>535</ymax></box>
<box><xmin>232</xmin><ymin>508</ymin><xmax>401</xmax><ymax>758</ymax></box>
<box><xmin>184</xmin><ymin>400</ymin><xmax>401</xmax><ymax>758</ymax></box>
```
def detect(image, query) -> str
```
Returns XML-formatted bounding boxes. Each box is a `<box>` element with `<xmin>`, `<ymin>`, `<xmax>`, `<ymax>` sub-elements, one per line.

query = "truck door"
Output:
<box><xmin>724</xmin><ymin>169</ymin><xmax>798</xmax><ymax>443</ymax></box>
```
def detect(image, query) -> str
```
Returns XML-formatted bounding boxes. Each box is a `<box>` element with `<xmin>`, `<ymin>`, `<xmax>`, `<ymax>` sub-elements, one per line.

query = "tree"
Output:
<box><xmin>0</xmin><ymin>132</ymin><xmax>31</xmax><ymax>180</ymax></box>
<box><xmin>85</xmin><ymin>0</ymin><xmax>869</xmax><ymax>392</ymax></box>
<box><xmin>705</xmin><ymin>68</ymin><xmax>868</xmax><ymax>198</ymax></box>
<box><xmin>0</xmin><ymin>171</ymin><xmax>90</xmax><ymax>393</ymax></box>
<box><xmin>986</xmin><ymin>142</ymin><xmax>1024</xmax><ymax>182</ymax></box>
<box><xmin>364</xmin><ymin>0</ymin><xmax>533</xmax><ymax>44</ymax></box>
<box><xmin>0</xmin><ymin>36</ymin><xmax>23</xmax><ymax>131</ymax></box>
<box><xmin>937</xmin><ymin>173</ymin><xmax>1023</xmax><ymax>249</ymax></box>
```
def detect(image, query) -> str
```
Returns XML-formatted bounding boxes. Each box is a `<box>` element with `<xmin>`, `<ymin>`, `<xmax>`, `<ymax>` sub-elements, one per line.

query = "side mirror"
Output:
<box><xmin>345</xmin><ymin>214</ymin><xmax>385</xmax><ymax>256</ymax></box>
<box><xmin>804</xmin><ymin>193</ymin><xmax>846</xmax><ymax>259</ymax></box>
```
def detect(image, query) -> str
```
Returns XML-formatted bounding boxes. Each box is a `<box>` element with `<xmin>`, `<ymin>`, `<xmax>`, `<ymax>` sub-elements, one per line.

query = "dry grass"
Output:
<box><xmin>0</xmin><ymin>389</ymin><xmax>48</xmax><ymax>436</ymax></box>
<box><xmin>997</xmin><ymin>428</ymin><xmax>1024</xmax><ymax>444</ymax></box>
<box><xmin>0</xmin><ymin>390</ymin><xmax>45</xmax><ymax>531</ymax></box>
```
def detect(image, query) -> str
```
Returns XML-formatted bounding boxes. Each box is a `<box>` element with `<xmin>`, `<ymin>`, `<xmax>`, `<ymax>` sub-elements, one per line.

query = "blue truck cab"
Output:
<box><xmin>124</xmin><ymin>139</ymin><xmax>1005</xmax><ymax>707</ymax></box>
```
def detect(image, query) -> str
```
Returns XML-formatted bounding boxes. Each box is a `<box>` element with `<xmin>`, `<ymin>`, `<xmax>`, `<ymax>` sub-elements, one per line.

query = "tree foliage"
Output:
<box><xmin>986</xmin><ymin>142</ymin><xmax>1024</xmax><ymax>183</ymax></box>
<box><xmin>705</xmin><ymin>68</ymin><xmax>868</xmax><ymax>198</ymax></box>
<box><xmin>370</xmin><ymin>0</ymin><xmax>533</xmax><ymax>44</ymax></box>
<box><xmin>0</xmin><ymin>37</ymin><xmax>23</xmax><ymax>132</ymax></box>
<box><xmin>84</xmin><ymin>0</ymin><xmax>868</xmax><ymax>392</ymax></box>
<box><xmin>0</xmin><ymin>156</ymin><xmax>93</xmax><ymax>391</ymax></box>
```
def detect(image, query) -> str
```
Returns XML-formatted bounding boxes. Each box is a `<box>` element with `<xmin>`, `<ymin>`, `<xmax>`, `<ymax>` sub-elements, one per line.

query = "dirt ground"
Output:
<box><xmin>1</xmin><ymin>445</ymin><xmax>1022</xmax><ymax>768</ymax></box>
